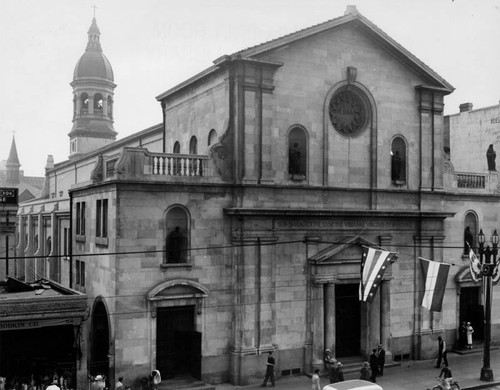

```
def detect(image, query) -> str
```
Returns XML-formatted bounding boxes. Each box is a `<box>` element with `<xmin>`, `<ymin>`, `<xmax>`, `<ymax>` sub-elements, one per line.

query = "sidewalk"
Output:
<box><xmin>216</xmin><ymin>349</ymin><xmax>500</xmax><ymax>390</ymax></box>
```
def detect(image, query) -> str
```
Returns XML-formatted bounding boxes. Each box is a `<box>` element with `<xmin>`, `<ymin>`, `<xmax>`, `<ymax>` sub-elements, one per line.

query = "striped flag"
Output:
<box><xmin>359</xmin><ymin>246</ymin><xmax>397</xmax><ymax>302</ymax></box>
<box><xmin>468</xmin><ymin>247</ymin><xmax>481</xmax><ymax>283</ymax></box>
<box><xmin>420</xmin><ymin>258</ymin><xmax>450</xmax><ymax>312</ymax></box>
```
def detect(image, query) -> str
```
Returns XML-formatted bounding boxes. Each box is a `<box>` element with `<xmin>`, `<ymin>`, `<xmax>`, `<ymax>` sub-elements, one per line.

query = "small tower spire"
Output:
<box><xmin>6</xmin><ymin>136</ymin><xmax>21</xmax><ymax>184</ymax></box>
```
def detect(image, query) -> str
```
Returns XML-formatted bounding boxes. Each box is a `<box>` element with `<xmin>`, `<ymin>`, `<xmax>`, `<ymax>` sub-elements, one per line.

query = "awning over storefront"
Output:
<box><xmin>0</xmin><ymin>277</ymin><xmax>88</xmax><ymax>324</ymax></box>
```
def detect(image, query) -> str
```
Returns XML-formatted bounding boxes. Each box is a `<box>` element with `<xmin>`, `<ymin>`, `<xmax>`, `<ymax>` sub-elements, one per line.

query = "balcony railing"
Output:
<box><xmin>151</xmin><ymin>154</ymin><xmax>207</xmax><ymax>177</ymax></box>
<box><xmin>457</xmin><ymin>173</ymin><xmax>486</xmax><ymax>189</ymax></box>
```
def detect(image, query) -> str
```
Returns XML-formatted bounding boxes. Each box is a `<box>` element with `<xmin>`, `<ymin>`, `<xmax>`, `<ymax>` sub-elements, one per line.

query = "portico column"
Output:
<box><xmin>324</xmin><ymin>283</ymin><xmax>335</xmax><ymax>354</ymax></box>
<box><xmin>312</xmin><ymin>282</ymin><xmax>325</xmax><ymax>372</ymax></box>
<box><xmin>379</xmin><ymin>235</ymin><xmax>393</xmax><ymax>360</ymax></box>
<box><xmin>369</xmin><ymin>290</ymin><xmax>381</xmax><ymax>350</ymax></box>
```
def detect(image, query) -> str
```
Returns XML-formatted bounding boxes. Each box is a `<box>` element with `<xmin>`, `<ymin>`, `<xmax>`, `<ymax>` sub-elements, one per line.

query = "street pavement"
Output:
<box><xmin>216</xmin><ymin>349</ymin><xmax>500</xmax><ymax>390</ymax></box>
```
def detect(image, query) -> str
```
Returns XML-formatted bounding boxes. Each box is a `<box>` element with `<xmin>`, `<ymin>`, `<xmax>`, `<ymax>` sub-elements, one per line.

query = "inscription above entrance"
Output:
<box><xmin>276</xmin><ymin>220</ymin><xmax>414</xmax><ymax>229</ymax></box>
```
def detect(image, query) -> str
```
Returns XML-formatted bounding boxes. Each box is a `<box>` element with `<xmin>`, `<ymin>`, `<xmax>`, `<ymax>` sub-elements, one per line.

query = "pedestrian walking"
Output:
<box><xmin>115</xmin><ymin>376</ymin><xmax>124</xmax><ymax>390</ymax></box>
<box><xmin>150</xmin><ymin>370</ymin><xmax>161</xmax><ymax>390</ymax></box>
<box><xmin>261</xmin><ymin>351</ymin><xmax>275</xmax><ymax>387</ymax></box>
<box><xmin>312</xmin><ymin>369</ymin><xmax>321</xmax><ymax>390</ymax></box>
<box><xmin>359</xmin><ymin>362</ymin><xmax>371</xmax><ymax>381</ymax></box>
<box><xmin>466</xmin><ymin>322</ymin><xmax>474</xmax><ymax>349</ymax></box>
<box><xmin>46</xmin><ymin>379</ymin><xmax>60</xmax><ymax>390</ymax></box>
<box><xmin>376</xmin><ymin>343</ymin><xmax>385</xmax><ymax>376</ymax></box>
<box><xmin>436</xmin><ymin>336</ymin><xmax>448</xmax><ymax>368</ymax></box>
<box><xmin>335</xmin><ymin>362</ymin><xmax>344</xmax><ymax>382</ymax></box>
<box><xmin>460</xmin><ymin>322</ymin><xmax>467</xmax><ymax>348</ymax></box>
<box><xmin>325</xmin><ymin>354</ymin><xmax>338</xmax><ymax>383</ymax></box>
<box><xmin>369</xmin><ymin>349</ymin><xmax>379</xmax><ymax>382</ymax></box>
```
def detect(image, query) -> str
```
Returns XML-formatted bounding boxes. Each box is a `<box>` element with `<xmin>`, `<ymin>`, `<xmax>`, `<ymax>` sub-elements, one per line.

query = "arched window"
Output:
<box><xmin>107</xmin><ymin>96</ymin><xmax>113</xmax><ymax>118</ymax></box>
<box><xmin>173</xmin><ymin>142</ymin><xmax>181</xmax><ymax>154</ymax></box>
<box><xmin>288</xmin><ymin>126</ymin><xmax>307</xmax><ymax>180</ymax></box>
<box><xmin>189</xmin><ymin>136</ymin><xmax>198</xmax><ymax>155</ymax></box>
<box><xmin>165</xmin><ymin>206</ymin><xmax>189</xmax><ymax>264</ymax></box>
<box><xmin>208</xmin><ymin>129</ymin><xmax>218</xmax><ymax>146</ymax></box>
<box><xmin>94</xmin><ymin>93</ymin><xmax>103</xmax><ymax>111</ymax></box>
<box><xmin>464</xmin><ymin>212</ymin><xmax>478</xmax><ymax>254</ymax></box>
<box><xmin>391</xmin><ymin>136</ymin><xmax>407</xmax><ymax>184</ymax></box>
<box><xmin>81</xmin><ymin>93</ymin><xmax>89</xmax><ymax>112</ymax></box>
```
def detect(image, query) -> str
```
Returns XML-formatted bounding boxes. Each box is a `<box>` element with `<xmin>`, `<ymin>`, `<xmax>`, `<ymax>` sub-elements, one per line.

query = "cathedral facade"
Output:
<box><xmin>3</xmin><ymin>6</ymin><xmax>500</xmax><ymax>389</ymax></box>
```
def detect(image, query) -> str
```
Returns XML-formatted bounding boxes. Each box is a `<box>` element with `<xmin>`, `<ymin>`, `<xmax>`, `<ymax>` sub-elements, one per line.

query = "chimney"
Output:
<box><xmin>45</xmin><ymin>155</ymin><xmax>54</xmax><ymax>171</ymax></box>
<box><xmin>345</xmin><ymin>5</ymin><xmax>358</xmax><ymax>15</ymax></box>
<box><xmin>459</xmin><ymin>102</ymin><xmax>473</xmax><ymax>112</ymax></box>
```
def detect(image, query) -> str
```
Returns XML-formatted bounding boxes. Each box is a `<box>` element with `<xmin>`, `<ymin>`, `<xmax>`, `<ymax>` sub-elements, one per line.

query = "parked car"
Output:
<box><xmin>323</xmin><ymin>380</ymin><xmax>383</xmax><ymax>390</ymax></box>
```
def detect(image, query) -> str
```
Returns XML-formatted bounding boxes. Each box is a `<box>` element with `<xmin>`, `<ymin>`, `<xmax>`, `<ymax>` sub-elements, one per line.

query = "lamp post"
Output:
<box><xmin>477</xmin><ymin>228</ymin><xmax>498</xmax><ymax>382</ymax></box>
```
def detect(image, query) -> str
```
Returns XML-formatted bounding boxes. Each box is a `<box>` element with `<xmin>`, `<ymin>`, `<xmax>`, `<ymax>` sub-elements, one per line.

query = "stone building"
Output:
<box><xmin>6</xmin><ymin>6</ymin><xmax>500</xmax><ymax>389</ymax></box>
<box><xmin>67</xmin><ymin>5</ymin><xmax>500</xmax><ymax>387</ymax></box>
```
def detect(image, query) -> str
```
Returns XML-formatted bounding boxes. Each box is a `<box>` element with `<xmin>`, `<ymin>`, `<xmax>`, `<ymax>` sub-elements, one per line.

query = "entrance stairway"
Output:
<box><xmin>158</xmin><ymin>376</ymin><xmax>215</xmax><ymax>390</ymax></box>
<box><xmin>313</xmin><ymin>356</ymin><xmax>401</xmax><ymax>381</ymax></box>
<box><xmin>453</xmin><ymin>341</ymin><xmax>499</xmax><ymax>355</ymax></box>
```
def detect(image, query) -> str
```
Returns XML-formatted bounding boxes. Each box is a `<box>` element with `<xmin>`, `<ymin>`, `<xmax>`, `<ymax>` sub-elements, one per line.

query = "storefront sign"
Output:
<box><xmin>0</xmin><ymin>188</ymin><xmax>18</xmax><ymax>205</ymax></box>
<box><xmin>0</xmin><ymin>318</ymin><xmax>74</xmax><ymax>331</ymax></box>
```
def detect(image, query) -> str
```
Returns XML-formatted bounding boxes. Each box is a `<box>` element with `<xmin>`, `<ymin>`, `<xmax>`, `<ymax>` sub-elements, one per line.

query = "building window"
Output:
<box><xmin>288</xmin><ymin>126</ymin><xmax>307</xmax><ymax>180</ymax></box>
<box><xmin>75</xmin><ymin>259</ymin><xmax>85</xmax><ymax>287</ymax></box>
<box><xmin>391</xmin><ymin>136</ymin><xmax>407</xmax><ymax>184</ymax></box>
<box><xmin>173</xmin><ymin>141</ymin><xmax>181</xmax><ymax>154</ymax></box>
<box><xmin>76</xmin><ymin>202</ymin><xmax>86</xmax><ymax>236</ymax></box>
<box><xmin>189</xmin><ymin>136</ymin><xmax>198</xmax><ymax>155</ymax></box>
<box><xmin>96</xmin><ymin>199</ymin><xmax>108</xmax><ymax>238</ymax></box>
<box><xmin>329</xmin><ymin>87</ymin><xmax>368</xmax><ymax>137</ymax></box>
<box><xmin>165</xmin><ymin>206</ymin><xmax>189</xmax><ymax>264</ymax></box>
<box><xmin>208</xmin><ymin>129</ymin><xmax>218</xmax><ymax>146</ymax></box>
<box><xmin>63</xmin><ymin>227</ymin><xmax>69</xmax><ymax>258</ymax></box>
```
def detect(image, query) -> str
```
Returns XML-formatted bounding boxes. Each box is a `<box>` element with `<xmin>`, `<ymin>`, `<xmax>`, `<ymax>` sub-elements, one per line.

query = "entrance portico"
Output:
<box><xmin>308</xmin><ymin>237</ymin><xmax>393</xmax><ymax>370</ymax></box>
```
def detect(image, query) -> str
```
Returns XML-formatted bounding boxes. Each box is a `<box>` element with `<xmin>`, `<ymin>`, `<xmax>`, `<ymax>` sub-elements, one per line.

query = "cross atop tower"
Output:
<box><xmin>92</xmin><ymin>4</ymin><xmax>98</xmax><ymax>18</ymax></box>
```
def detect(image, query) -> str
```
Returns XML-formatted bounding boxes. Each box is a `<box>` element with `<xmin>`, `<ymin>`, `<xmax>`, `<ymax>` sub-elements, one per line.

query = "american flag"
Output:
<box><xmin>359</xmin><ymin>246</ymin><xmax>397</xmax><ymax>302</ymax></box>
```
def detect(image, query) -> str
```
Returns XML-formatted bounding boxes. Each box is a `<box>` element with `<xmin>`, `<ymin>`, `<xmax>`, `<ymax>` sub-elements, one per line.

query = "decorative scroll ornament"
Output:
<box><xmin>329</xmin><ymin>89</ymin><xmax>367</xmax><ymax>137</ymax></box>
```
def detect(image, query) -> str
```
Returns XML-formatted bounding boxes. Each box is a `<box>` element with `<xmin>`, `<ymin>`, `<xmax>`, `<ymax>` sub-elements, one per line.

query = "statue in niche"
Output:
<box><xmin>487</xmin><ymin>144</ymin><xmax>496</xmax><ymax>171</ymax></box>
<box><xmin>464</xmin><ymin>226</ymin><xmax>474</xmax><ymax>255</ymax></box>
<box><xmin>167</xmin><ymin>226</ymin><xmax>185</xmax><ymax>263</ymax></box>
<box><xmin>391</xmin><ymin>151</ymin><xmax>402</xmax><ymax>181</ymax></box>
<box><xmin>289</xmin><ymin>142</ymin><xmax>301</xmax><ymax>175</ymax></box>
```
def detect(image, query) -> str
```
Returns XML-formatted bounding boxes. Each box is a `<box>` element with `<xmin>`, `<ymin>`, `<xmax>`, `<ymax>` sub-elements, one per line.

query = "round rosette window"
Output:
<box><xmin>328</xmin><ymin>88</ymin><xmax>368</xmax><ymax>137</ymax></box>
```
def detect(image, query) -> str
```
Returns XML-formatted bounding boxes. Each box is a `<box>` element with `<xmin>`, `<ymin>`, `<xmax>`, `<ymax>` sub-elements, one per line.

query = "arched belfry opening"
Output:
<box><xmin>147</xmin><ymin>280</ymin><xmax>208</xmax><ymax>380</ymax></box>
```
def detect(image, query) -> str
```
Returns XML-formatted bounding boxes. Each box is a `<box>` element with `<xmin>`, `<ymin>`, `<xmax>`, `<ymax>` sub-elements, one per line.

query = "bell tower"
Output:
<box><xmin>69</xmin><ymin>17</ymin><xmax>117</xmax><ymax>158</ymax></box>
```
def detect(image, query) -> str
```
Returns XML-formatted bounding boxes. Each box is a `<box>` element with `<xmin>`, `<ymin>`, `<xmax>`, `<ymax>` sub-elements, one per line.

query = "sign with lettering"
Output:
<box><xmin>0</xmin><ymin>318</ymin><xmax>74</xmax><ymax>331</ymax></box>
<box><xmin>0</xmin><ymin>188</ymin><xmax>18</xmax><ymax>205</ymax></box>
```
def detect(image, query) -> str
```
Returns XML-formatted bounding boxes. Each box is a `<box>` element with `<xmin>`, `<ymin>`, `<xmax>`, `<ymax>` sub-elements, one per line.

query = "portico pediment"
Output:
<box><xmin>309</xmin><ymin>237</ymin><xmax>390</xmax><ymax>284</ymax></box>
<box><xmin>309</xmin><ymin>236</ymin><xmax>381</xmax><ymax>264</ymax></box>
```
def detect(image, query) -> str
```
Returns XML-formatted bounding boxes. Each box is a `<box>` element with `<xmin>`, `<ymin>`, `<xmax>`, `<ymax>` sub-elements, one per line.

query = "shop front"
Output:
<box><xmin>0</xmin><ymin>277</ymin><xmax>88</xmax><ymax>390</ymax></box>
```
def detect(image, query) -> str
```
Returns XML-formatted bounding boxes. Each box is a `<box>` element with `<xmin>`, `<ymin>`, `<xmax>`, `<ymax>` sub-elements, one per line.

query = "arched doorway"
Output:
<box><xmin>147</xmin><ymin>280</ymin><xmax>208</xmax><ymax>380</ymax></box>
<box><xmin>90</xmin><ymin>298</ymin><xmax>110</xmax><ymax>379</ymax></box>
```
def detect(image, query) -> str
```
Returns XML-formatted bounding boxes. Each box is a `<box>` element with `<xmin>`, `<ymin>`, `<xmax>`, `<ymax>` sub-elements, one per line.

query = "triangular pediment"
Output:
<box><xmin>309</xmin><ymin>236</ymin><xmax>382</xmax><ymax>263</ymax></box>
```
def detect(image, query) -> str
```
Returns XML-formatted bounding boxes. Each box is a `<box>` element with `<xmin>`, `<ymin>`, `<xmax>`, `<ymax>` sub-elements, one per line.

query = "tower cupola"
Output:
<box><xmin>69</xmin><ymin>17</ymin><xmax>117</xmax><ymax>159</ymax></box>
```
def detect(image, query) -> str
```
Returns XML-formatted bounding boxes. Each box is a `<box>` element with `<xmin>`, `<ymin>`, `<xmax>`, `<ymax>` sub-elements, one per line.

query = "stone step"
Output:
<box><xmin>158</xmin><ymin>377</ymin><xmax>215</xmax><ymax>390</ymax></box>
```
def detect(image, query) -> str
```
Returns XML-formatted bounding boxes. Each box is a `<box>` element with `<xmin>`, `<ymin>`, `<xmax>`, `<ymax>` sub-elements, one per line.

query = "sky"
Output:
<box><xmin>0</xmin><ymin>0</ymin><xmax>499</xmax><ymax>177</ymax></box>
